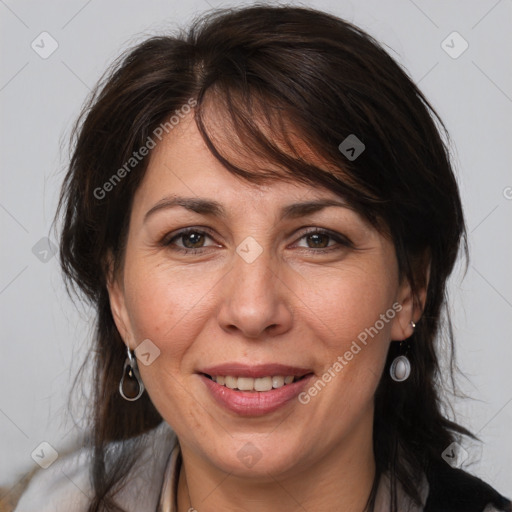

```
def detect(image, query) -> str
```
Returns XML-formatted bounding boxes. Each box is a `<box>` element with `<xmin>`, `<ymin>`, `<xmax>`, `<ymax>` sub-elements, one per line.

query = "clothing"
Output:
<box><xmin>14</xmin><ymin>423</ymin><xmax>175</xmax><ymax>512</ymax></box>
<box><xmin>14</xmin><ymin>422</ymin><xmax>510</xmax><ymax>512</ymax></box>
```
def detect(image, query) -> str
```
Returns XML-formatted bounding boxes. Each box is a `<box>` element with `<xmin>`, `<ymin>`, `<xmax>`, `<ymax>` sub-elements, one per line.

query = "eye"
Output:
<box><xmin>162</xmin><ymin>228</ymin><xmax>218</xmax><ymax>254</ymax></box>
<box><xmin>294</xmin><ymin>228</ymin><xmax>353</xmax><ymax>253</ymax></box>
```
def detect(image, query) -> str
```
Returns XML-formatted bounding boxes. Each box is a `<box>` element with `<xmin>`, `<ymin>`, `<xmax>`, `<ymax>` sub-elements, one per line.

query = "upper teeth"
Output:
<box><xmin>212</xmin><ymin>375</ymin><xmax>295</xmax><ymax>391</ymax></box>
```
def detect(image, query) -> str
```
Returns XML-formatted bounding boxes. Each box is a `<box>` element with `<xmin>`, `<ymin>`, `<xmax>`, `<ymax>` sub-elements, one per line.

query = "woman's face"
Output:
<box><xmin>108</xmin><ymin>112</ymin><xmax>416</xmax><ymax>479</ymax></box>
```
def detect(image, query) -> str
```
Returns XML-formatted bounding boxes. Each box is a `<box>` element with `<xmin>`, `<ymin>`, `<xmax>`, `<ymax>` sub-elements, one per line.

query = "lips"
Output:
<box><xmin>197</xmin><ymin>363</ymin><xmax>315</xmax><ymax>416</ymax></box>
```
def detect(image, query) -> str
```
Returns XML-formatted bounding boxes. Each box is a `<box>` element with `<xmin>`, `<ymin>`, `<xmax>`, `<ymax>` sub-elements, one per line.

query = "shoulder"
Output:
<box><xmin>13</xmin><ymin>447</ymin><xmax>91</xmax><ymax>512</ymax></box>
<box><xmin>424</xmin><ymin>459</ymin><xmax>511</xmax><ymax>512</ymax></box>
<box><xmin>14</xmin><ymin>422</ymin><xmax>177</xmax><ymax>512</ymax></box>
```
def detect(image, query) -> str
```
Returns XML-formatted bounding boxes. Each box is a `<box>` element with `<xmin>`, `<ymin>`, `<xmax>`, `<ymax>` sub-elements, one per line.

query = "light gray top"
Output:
<box><xmin>15</xmin><ymin>422</ymin><xmax>175</xmax><ymax>512</ymax></box>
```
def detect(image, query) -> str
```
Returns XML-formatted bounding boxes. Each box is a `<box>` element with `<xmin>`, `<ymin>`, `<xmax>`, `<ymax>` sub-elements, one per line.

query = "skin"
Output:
<box><xmin>108</xmin><ymin>111</ymin><xmax>425</xmax><ymax>512</ymax></box>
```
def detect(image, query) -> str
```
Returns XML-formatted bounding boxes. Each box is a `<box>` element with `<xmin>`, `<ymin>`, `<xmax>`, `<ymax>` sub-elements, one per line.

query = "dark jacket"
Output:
<box><xmin>424</xmin><ymin>459</ymin><xmax>511</xmax><ymax>512</ymax></box>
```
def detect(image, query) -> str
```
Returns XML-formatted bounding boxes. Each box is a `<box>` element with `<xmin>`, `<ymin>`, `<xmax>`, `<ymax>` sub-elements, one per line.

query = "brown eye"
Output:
<box><xmin>295</xmin><ymin>228</ymin><xmax>353</xmax><ymax>253</ymax></box>
<box><xmin>162</xmin><ymin>227</ymin><xmax>220</xmax><ymax>254</ymax></box>
<box><xmin>305</xmin><ymin>232</ymin><xmax>330</xmax><ymax>249</ymax></box>
<box><xmin>179</xmin><ymin>231</ymin><xmax>206</xmax><ymax>249</ymax></box>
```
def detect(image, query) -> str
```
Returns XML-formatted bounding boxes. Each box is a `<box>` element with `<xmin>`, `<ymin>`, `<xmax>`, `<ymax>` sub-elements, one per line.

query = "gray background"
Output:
<box><xmin>1</xmin><ymin>0</ymin><xmax>511</xmax><ymax>497</ymax></box>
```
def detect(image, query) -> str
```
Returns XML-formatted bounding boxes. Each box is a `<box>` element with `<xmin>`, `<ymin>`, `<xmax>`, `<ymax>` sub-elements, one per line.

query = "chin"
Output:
<box><xmin>203</xmin><ymin>435</ymin><xmax>309</xmax><ymax>478</ymax></box>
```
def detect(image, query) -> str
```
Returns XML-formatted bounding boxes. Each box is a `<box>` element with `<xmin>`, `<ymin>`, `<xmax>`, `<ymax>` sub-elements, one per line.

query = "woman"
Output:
<box><xmin>14</xmin><ymin>4</ymin><xmax>511</xmax><ymax>512</ymax></box>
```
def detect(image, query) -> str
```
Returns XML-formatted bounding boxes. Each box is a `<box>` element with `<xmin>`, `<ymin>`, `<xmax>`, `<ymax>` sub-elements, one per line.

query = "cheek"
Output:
<box><xmin>292</xmin><ymin>273</ymin><xmax>394</xmax><ymax>435</ymax></box>
<box><xmin>122</xmin><ymin>262</ymin><xmax>205</xmax><ymax>350</ymax></box>
<box><xmin>293</xmin><ymin>259</ymin><xmax>398</xmax><ymax>348</ymax></box>
<box><xmin>120</xmin><ymin>261</ymin><xmax>218</xmax><ymax>426</ymax></box>
<box><xmin>292</xmin><ymin>258</ymin><xmax>398</xmax><ymax>413</ymax></box>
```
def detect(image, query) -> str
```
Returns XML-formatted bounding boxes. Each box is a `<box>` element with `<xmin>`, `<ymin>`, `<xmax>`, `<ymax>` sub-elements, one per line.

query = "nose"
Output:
<box><xmin>216</xmin><ymin>246</ymin><xmax>293</xmax><ymax>339</ymax></box>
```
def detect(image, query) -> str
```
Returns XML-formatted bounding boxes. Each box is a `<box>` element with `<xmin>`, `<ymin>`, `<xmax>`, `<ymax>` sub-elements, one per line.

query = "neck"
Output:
<box><xmin>176</xmin><ymin>413</ymin><xmax>376</xmax><ymax>512</ymax></box>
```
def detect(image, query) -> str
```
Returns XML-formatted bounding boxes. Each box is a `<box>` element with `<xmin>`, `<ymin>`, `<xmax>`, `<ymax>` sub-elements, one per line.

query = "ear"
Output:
<box><xmin>105</xmin><ymin>251</ymin><xmax>133</xmax><ymax>349</ymax></box>
<box><xmin>390</xmin><ymin>262</ymin><xmax>430</xmax><ymax>341</ymax></box>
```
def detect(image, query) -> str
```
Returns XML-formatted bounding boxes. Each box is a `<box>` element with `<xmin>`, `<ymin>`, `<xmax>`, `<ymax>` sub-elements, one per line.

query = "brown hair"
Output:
<box><xmin>57</xmin><ymin>5</ymin><xmax>471</xmax><ymax>510</ymax></box>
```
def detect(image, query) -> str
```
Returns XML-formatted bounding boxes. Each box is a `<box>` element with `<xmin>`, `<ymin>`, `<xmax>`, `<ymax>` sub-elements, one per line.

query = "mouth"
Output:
<box><xmin>201</xmin><ymin>373</ymin><xmax>310</xmax><ymax>392</ymax></box>
<box><xmin>197</xmin><ymin>363</ymin><xmax>315</xmax><ymax>416</ymax></box>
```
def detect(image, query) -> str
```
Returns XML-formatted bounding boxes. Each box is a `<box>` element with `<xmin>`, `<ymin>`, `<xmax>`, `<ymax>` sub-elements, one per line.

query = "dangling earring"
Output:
<box><xmin>119</xmin><ymin>345</ymin><xmax>145</xmax><ymax>401</ymax></box>
<box><xmin>389</xmin><ymin>321</ymin><xmax>415</xmax><ymax>382</ymax></box>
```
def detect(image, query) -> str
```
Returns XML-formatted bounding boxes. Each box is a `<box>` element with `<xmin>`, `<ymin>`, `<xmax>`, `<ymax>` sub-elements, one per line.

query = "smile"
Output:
<box><xmin>204</xmin><ymin>374</ymin><xmax>304</xmax><ymax>392</ymax></box>
<box><xmin>198</xmin><ymin>364</ymin><xmax>315</xmax><ymax>416</ymax></box>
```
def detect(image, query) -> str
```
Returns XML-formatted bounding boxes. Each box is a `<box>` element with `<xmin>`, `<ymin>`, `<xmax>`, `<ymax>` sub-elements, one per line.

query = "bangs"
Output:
<box><xmin>193</xmin><ymin>82</ymin><xmax>385</xmax><ymax>229</ymax></box>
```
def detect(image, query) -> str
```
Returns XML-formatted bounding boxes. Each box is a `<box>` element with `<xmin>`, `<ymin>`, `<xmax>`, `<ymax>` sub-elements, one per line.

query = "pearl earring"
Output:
<box><xmin>389</xmin><ymin>321</ymin><xmax>415</xmax><ymax>382</ymax></box>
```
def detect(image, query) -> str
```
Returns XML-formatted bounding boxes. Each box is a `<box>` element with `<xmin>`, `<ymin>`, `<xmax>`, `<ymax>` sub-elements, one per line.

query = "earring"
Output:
<box><xmin>389</xmin><ymin>321</ymin><xmax>414</xmax><ymax>382</ymax></box>
<box><xmin>119</xmin><ymin>345</ymin><xmax>145</xmax><ymax>401</ymax></box>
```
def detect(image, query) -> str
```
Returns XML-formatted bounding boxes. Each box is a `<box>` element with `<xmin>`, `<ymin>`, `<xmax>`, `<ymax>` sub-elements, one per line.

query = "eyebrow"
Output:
<box><xmin>143</xmin><ymin>195</ymin><xmax>349</xmax><ymax>223</ymax></box>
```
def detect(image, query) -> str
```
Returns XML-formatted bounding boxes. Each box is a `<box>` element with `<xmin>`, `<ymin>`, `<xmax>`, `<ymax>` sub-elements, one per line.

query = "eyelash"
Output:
<box><xmin>161</xmin><ymin>227</ymin><xmax>353</xmax><ymax>255</ymax></box>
